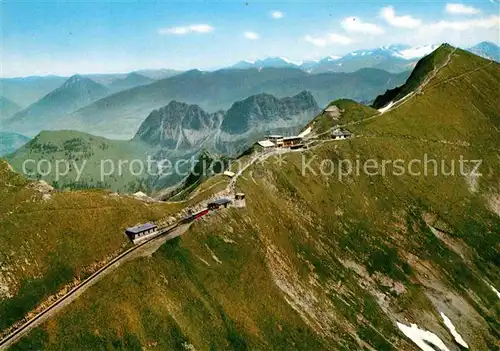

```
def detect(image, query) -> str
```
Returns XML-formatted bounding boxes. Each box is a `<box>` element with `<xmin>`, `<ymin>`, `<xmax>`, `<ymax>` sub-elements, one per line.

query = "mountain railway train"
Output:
<box><xmin>180</xmin><ymin>208</ymin><xmax>210</xmax><ymax>223</ymax></box>
<box><xmin>125</xmin><ymin>198</ymin><xmax>233</xmax><ymax>244</ymax></box>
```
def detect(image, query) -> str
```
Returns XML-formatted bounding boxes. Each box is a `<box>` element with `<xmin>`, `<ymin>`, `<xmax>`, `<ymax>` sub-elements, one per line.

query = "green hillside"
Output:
<box><xmin>5</xmin><ymin>130</ymin><xmax>166</xmax><ymax>193</ymax></box>
<box><xmin>0</xmin><ymin>159</ymin><xmax>184</xmax><ymax>334</ymax></box>
<box><xmin>308</xmin><ymin>98</ymin><xmax>379</xmax><ymax>134</ymax></box>
<box><xmin>6</xmin><ymin>91</ymin><xmax>320</xmax><ymax>193</ymax></box>
<box><xmin>372</xmin><ymin>44</ymin><xmax>456</xmax><ymax>109</ymax></box>
<box><xmin>364</xmin><ymin>48</ymin><xmax>499</xmax><ymax>151</ymax></box>
<box><xmin>6</xmin><ymin>45</ymin><xmax>500</xmax><ymax>350</ymax></box>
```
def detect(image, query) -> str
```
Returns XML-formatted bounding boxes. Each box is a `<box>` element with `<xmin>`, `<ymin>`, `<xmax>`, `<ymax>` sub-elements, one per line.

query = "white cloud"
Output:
<box><xmin>446</xmin><ymin>3</ymin><xmax>481</xmax><ymax>15</ymax></box>
<box><xmin>305</xmin><ymin>33</ymin><xmax>352</xmax><ymax>47</ymax></box>
<box><xmin>328</xmin><ymin>33</ymin><xmax>353</xmax><ymax>44</ymax></box>
<box><xmin>427</xmin><ymin>15</ymin><xmax>499</xmax><ymax>31</ymax></box>
<box><xmin>304</xmin><ymin>35</ymin><xmax>328</xmax><ymax>47</ymax></box>
<box><xmin>271</xmin><ymin>11</ymin><xmax>284</xmax><ymax>19</ymax></box>
<box><xmin>244</xmin><ymin>31</ymin><xmax>260</xmax><ymax>40</ymax></box>
<box><xmin>158</xmin><ymin>24</ymin><xmax>214</xmax><ymax>35</ymax></box>
<box><xmin>341</xmin><ymin>16</ymin><xmax>384</xmax><ymax>34</ymax></box>
<box><xmin>409</xmin><ymin>15</ymin><xmax>500</xmax><ymax>46</ymax></box>
<box><xmin>380</xmin><ymin>6</ymin><xmax>422</xmax><ymax>28</ymax></box>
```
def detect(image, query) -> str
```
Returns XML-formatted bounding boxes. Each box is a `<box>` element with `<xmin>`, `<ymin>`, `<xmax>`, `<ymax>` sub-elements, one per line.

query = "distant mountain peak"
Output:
<box><xmin>124</xmin><ymin>72</ymin><xmax>148</xmax><ymax>80</ymax></box>
<box><xmin>324</xmin><ymin>55</ymin><xmax>341</xmax><ymax>61</ymax></box>
<box><xmin>231</xmin><ymin>57</ymin><xmax>301</xmax><ymax>69</ymax></box>
<box><xmin>378</xmin><ymin>44</ymin><xmax>411</xmax><ymax>51</ymax></box>
<box><xmin>467</xmin><ymin>41</ymin><xmax>500</xmax><ymax>61</ymax></box>
<box><xmin>61</xmin><ymin>74</ymin><xmax>99</xmax><ymax>89</ymax></box>
<box><xmin>392</xmin><ymin>44</ymin><xmax>440</xmax><ymax>59</ymax></box>
<box><xmin>163</xmin><ymin>100</ymin><xmax>190</xmax><ymax>110</ymax></box>
<box><xmin>221</xmin><ymin>90</ymin><xmax>319</xmax><ymax>135</ymax></box>
<box><xmin>157</xmin><ymin>100</ymin><xmax>208</xmax><ymax>119</ymax></box>
<box><xmin>6</xmin><ymin>73</ymin><xmax>110</xmax><ymax>130</ymax></box>
<box><xmin>229</xmin><ymin>42</ymin><xmax>498</xmax><ymax>75</ymax></box>
<box><xmin>229</xmin><ymin>44</ymin><xmax>442</xmax><ymax>73</ymax></box>
<box><xmin>0</xmin><ymin>96</ymin><xmax>22</xmax><ymax>120</ymax></box>
<box><xmin>276</xmin><ymin>56</ymin><xmax>302</xmax><ymax>65</ymax></box>
<box><xmin>106</xmin><ymin>72</ymin><xmax>153</xmax><ymax>92</ymax></box>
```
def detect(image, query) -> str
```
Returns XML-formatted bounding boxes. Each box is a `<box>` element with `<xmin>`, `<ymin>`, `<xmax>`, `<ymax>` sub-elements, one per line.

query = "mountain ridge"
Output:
<box><xmin>0</xmin><ymin>97</ymin><xmax>22</xmax><ymax>121</ymax></box>
<box><xmin>227</xmin><ymin>42</ymin><xmax>499</xmax><ymax>74</ymax></box>
<box><xmin>3</xmin><ymin>44</ymin><xmax>500</xmax><ymax>350</ymax></box>
<box><xmin>6</xmin><ymin>91</ymin><xmax>320</xmax><ymax>191</ymax></box>
<box><xmin>135</xmin><ymin>90</ymin><xmax>320</xmax><ymax>155</ymax></box>
<box><xmin>0</xmin><ymin>132</ymin><xmax>30</xmax><ymax>156</ymax></box>
<box><xmin>6</xmin><ymin>67</ymin><xmax>407</xmax><ymax>139</ymax></box>
<box><xmin>468</xmin><ymin>41</ymin><xmax>500</xmax><ymax>62</ymax></box>
<box><xmin>5</xmin><ymin>75</ymin><xmax>110</xmax><ymax>132</ymax></box>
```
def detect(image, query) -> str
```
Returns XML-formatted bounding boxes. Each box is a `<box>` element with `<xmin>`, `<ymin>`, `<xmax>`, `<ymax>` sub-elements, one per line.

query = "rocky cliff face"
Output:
<box><xmin>134</xmin><ymin>91</ymin><xmax>320</xmax><ymax>156</ymax></box>
<box><xmin>134</xmin><ymin>101</ymin><xmax>222</xmax><ymax>150</ymax></box>
<box><xmin>220</xmin><ymin>91</ymin><xmax>318</xmax><ymax>134</ymax></box>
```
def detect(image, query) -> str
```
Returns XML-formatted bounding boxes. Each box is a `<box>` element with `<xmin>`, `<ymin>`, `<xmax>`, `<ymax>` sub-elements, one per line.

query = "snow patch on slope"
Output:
<box><xmin>298</xmin><ymin>126</ymin><xmax>312</xmax><ymax>138</ymax></box>
<box><xmin>279</xmin><ymin>57</ymin><xmax>302</xmax><ymax>66</ymax></box>
<box><xmin>378</xmin><ymin>101</ymin><xmax>394</xmax><ymax>113</ymax></box>
<box><xmin>440</xmin><ymin>313</ymin><xmax>468</xmax><ymax>348</ymax></box>
<box><xmin>324</xmin><ymin>55</ymin><xmax>341</xmax><ymax>61</ymax></box>
<box><xmin>397</xmin><ymin>322</ymin><xmax>450</xmax><ymax>351</ymax></box>
<box><xmin>378</xmin><ymin>92</ymin><xmax>414</xmax><ymax>114</ymax></box>
<box><xmin>489</xmin><ymin>284</ymin><xmax>500</xmax><ymax>299</ymax></box>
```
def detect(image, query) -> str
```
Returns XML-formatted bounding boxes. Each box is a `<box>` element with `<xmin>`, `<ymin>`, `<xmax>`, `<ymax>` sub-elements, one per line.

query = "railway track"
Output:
<box><xmin>0</xmin><ymin>222</ymin><xmax>183</xmax><ymax>350</ymax></box>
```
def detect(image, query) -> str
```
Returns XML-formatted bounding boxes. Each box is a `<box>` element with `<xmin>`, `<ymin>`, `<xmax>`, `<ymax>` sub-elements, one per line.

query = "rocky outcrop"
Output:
<box><xmin>134</xmin><ymin>101</ymin><xmax>222</xmax><ymax>150</ymax></box>
<box><xmin>134</xmin><ymin>91</ymin><xmax>320</xmax><ymax>156</ymax></box>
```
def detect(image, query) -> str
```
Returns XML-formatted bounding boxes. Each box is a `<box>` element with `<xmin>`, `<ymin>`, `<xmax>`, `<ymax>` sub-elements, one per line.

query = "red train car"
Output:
<box><xmin>194</xmin><ymin>208</ymin><xmax>209</xmax><ymax>219</ymax></box>
<box><xmin>181</xmin><ymin>208</ymin><xmax>210</xmax><ymax>223</ymax></box>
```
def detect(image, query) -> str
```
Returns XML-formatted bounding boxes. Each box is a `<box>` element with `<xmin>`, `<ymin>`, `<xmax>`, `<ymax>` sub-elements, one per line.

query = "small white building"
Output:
<box><xmin>257</xmin><ymin>140</ymin><xmax>275</xmax><ymax>148</ymax></box>
<box><xmin>266</xmin><ymin>135</ymin><xmax>284</xmax><ymax>147</ymax></box>
<box><xmin>235</xmin><ymin>193</ymin><xmax>246</xmax><ymax>208</ymax></box>
<box><xmin>331</xmin><ymin>129</ymin><xmax>352</xmax><ymax>140</ymax></box>
<box><xmin>282</xmin><ymin>136</ymin><xmax>303</xmax><ymax>148</ymax></box>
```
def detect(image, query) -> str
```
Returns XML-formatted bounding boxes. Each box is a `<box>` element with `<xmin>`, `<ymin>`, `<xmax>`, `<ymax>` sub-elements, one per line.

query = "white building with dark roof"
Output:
<box><xmin>125</xmin><ymin>223</ymin><xmax>158</xmax><ymax>243</ymax></box>
<box><xmin>331</xmin><ymin>130</ymin><xmax>351</xmax><ymax>140</ymax></box>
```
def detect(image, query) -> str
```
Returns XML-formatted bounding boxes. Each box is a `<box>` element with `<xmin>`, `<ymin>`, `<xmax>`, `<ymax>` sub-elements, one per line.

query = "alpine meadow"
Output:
<box><xmin>1</xmin><ymin>2</ymin><xmax>499</xmax><ymax>350</ymax></box>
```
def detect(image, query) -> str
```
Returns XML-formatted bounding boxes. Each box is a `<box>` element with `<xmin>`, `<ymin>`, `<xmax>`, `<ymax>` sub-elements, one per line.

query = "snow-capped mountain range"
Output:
<box><xmin>232</xmin><ymin>57</ymin><xmax>303</xmax><ymax>69</ymax></box>
<box><xmin>230</xmin><ymin>42</ymin><xmax>499</xmax><ymax>73</ymax></box>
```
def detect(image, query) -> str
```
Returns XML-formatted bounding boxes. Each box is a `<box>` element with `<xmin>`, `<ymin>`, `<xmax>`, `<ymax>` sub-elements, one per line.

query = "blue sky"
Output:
<box><xmin>2</xmin><ymin>0</ymin><xmax>499</xmax><ymax>77</ymax></box>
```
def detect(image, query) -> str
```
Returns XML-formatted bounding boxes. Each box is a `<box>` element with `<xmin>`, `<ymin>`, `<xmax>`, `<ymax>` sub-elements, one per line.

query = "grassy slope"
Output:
<box><xmin>9</xmin><ymin>46</ymin><xmax>500</xmax><ymax>350</ymax></box>
<box><xmin>0</xmin><ymin>160</ymin><xmax>183</xmax><ymax>332</ymax></box>
<box><xmin>308</xmin><ymin>98</ymin><xmax>379</xmax><ymax>134</ymax></box>
<box><xmin>16</xmin><ymin>140</ymin><xmax>500</xmax><ymax>350</ymax></box>
<box><xmin>371</xmin><ymin>44</ymin><xmax>456</xmax><ymax>109</ymax></box>
<box><xmin>362</xmin><ymin>49</ymin><xmax>500</xmax><ymax>153</ymax></box>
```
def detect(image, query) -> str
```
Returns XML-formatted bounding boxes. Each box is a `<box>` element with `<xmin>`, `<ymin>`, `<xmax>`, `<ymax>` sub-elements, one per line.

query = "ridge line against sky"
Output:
<box><xmin>1</xmin><ymin>1</ymin><xmax>499</xmax><ymax>77</ymax></box>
